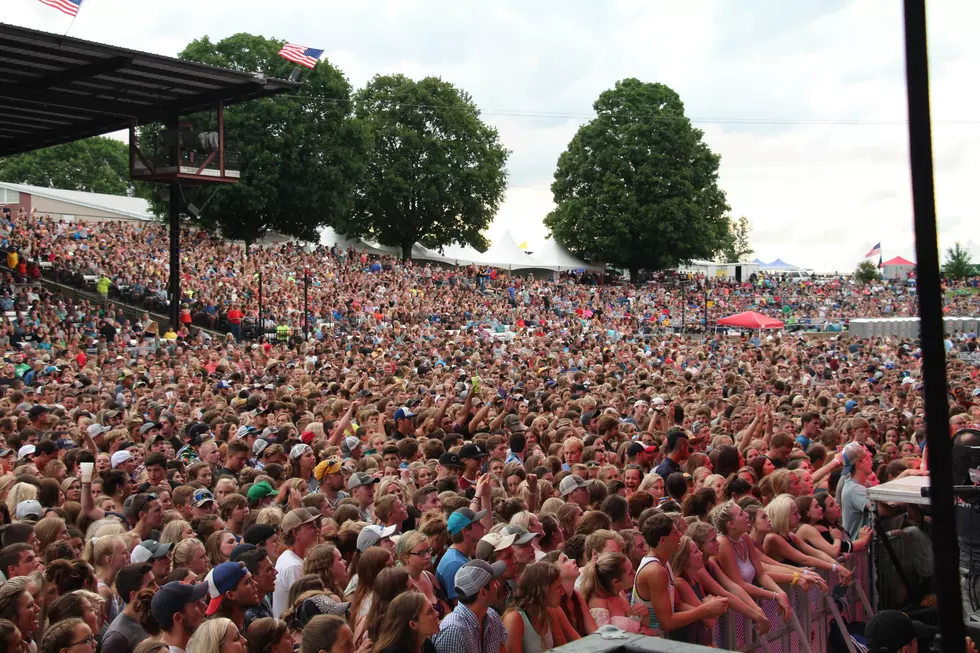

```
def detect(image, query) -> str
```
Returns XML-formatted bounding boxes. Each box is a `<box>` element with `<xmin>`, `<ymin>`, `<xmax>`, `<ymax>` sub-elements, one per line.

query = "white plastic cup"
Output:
<box><xmin>80</xmin><ymin>462</ymin><xmax>94</xmax><ymax>483</ymax></box>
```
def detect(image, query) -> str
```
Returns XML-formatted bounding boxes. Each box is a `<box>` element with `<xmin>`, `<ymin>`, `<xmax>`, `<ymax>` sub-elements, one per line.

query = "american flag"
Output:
<box><xmin>38</xmin><ymin>0</ymin><xmax>83</xmax><ymax>16</ymax></box>
<box><xmin>865</xmin><ymin>242</ymin><xmax>882</xmax><ymax>258</ymax></box>
<box><xmin>278</xmin><ymin>43</ymin><xmax>324</xmax><ymax>70</ymax></box>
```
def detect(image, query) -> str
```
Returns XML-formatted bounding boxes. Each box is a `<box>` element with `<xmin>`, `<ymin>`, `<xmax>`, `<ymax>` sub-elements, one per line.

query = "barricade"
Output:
<box><xmin>715</xmin><ymin>550</ymin><xmax>873</xmax><ymax>653</ymax></box>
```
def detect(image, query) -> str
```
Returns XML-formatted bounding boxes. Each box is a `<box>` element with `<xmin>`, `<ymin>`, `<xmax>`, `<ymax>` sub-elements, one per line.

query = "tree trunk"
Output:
<box><xmin>629</xmin><ymin>266</ymin><xmax>640</xmax><ymax>284</ymax></box>
<box><xmin>402</xmin><ymin>243</ymin><xmax>412</xmax><ymax>261</ymax></box>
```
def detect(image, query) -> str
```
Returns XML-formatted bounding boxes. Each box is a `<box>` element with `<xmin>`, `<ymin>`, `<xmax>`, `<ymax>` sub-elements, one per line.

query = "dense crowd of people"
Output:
<box><xmin>4</xmin><ymin>211</ymin><xmax>979</xmax><ymax>341</ymax></box>
<box><xmin>0</xmin><ymin>211</ymin><xmax>977</xmax><ymax>653</ymax></box>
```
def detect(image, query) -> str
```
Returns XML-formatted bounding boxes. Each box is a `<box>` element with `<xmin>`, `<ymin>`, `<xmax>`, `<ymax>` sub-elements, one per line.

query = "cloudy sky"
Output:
<box><xmin>6</xmin><ymin>0</ymin><xmax>980</xmax><ymax>271</ymax></box>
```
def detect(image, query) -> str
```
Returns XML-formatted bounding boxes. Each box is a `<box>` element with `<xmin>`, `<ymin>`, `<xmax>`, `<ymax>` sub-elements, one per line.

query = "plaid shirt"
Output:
<box><xmin>432</xmin><ymin>603</ymin><xmax>507</xmax><ymax>653</ymax></box>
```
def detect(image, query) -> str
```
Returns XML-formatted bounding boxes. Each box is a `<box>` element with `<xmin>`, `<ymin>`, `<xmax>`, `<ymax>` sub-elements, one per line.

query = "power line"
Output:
<box><xmin>284</xmin><ymin>93</ymin><xmax>980</xmax><ymax>126</ymax></box>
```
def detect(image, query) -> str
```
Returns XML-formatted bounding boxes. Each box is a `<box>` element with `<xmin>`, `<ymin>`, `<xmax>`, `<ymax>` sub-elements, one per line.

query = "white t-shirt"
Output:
<box><xmin>272</xmin><ymin>549</ymin><xmax>304</xmax><ymax>618</ymax></box>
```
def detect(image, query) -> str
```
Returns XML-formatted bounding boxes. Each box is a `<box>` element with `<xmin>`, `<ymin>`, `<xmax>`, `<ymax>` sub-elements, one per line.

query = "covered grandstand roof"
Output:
<box><xmin>0</xmin><ymin>180</ymin><xmax>153</xmax><ymax>220</ymax></box>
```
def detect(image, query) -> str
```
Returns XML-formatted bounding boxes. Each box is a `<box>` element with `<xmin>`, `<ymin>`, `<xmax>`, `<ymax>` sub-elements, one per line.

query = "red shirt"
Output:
<box><xmin>227</xmin><ymin>309</ymin><xmax>244</xmax><ymax>324</ymax></box>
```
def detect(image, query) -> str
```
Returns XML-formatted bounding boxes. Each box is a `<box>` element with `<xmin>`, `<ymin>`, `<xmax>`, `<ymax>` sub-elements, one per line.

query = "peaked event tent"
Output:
<box><xmin>716</xmin><ymin>311</ymin><xmax>785</xmax><ymax>329</ymax></box>
<box><xmin>881</xmin><ymin>256</ymin><xmax>916</xmax><ymax>280</ymax></box>
<box><xmin>531</xmin><ymin>238</ymin><xmax>603</xmax><ymax>271</ymax></box>
<box><xmin>478</xmin><ymin>231</ymin><xmax>559</xmax><ymax>271</ymax></box>
<box><xmin>760</xmin><ymin>259</ymin><xmax>802</xmax><ymax>271</ymax></box>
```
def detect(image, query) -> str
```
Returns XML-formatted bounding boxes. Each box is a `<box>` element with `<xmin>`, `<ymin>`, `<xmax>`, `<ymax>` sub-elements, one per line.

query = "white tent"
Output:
<box><xmin>480</xmin><ymin>231</ymin><xmax>559</xmax><ymax>271</ymax></box>
<box><xmin>531</xmin><ymin>238</ymin><xmax>603</xmax><ymax>271</ymax></box>
<box><xmin>318</xmin><ymin>227</ymin><xmax>367</xmax><ymax>251</ymax></box>
<box><xmin>414</xmin><ymin>242</ymin><xmax>487</xmax><ymax>266</ymax></box>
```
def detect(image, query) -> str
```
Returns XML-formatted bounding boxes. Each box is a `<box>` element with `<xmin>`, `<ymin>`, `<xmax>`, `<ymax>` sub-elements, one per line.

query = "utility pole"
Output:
<box><xmin>257</xmin><ymin>271</ymin><xmax>263</xmax><ymax>340</ymax></box>
<box><xmin>303</xmin><ymin>269</ymin><xmax>310</xmax><ymax>341</ymax></box>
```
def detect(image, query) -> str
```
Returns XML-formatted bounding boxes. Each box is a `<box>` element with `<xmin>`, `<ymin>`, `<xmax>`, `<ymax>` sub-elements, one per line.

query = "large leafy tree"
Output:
<box><xmin>0</xmin><ymin>137</ymin><xmax>145</xmax><ymax>196</ymax></box>
<box><xmin>854</xmin><ymin>260</ymin><xmax>880</xmax><ymax>284</ymax></box>
<box><xmin>145</xmin><ymin>33</ymin><xmax>364</xmax><ymax>247</ymax></box>
<box><xmin>944</xmin><ymin>242</ymin><xmax>975</xmax><ymax>279</ymax></box>
<box><xmin>336</xmin><ymin>74</ymin><xmax>509</xmax><ymax>259</ymax></box>
<box><xmin>720</xmin><ymin>215</ymin><xmax>754</xmax><ymax>263</ymax></box>
<box><xmin>545</xmin><ymin>79</ymin><xmax>731</xmax><ymax>282</ymax></box>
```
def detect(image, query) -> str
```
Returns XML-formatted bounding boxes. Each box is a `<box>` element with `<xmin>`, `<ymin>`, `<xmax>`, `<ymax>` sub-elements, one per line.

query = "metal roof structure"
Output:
<box><xmin>0</xmin><ymin>23</ymin><xmax>298</xmax><ymax>157</ymax></box>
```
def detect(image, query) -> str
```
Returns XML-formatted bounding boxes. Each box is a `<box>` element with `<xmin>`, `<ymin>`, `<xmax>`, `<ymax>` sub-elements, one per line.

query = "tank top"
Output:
<box><xmin>632</xmin><ymin>555</ymin><xmax>673</xmax><ymax>635</ymax></box>
<box><xmin>518</xmin><ymin>609</ymin><xmax>553</xmax><ymax>653</ymax></box>
<box><xmin>729</xmin><ymin>536</ymin><xmax>756</xmax><ymax>583</ymax></box>
<box><xmin>97</xmin><ymin>580</ymin><xmax>123</xmax><ymax>626</ymax></box>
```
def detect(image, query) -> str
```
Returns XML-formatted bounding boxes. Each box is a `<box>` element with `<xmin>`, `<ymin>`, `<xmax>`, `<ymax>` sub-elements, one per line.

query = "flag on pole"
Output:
<box><xmin>878</xmin><ymin>255</ymin><xmax>883</xmax><ymax>268</ymax></box>
<box><xmin>865</xmin><ymin>242</ymin><xmax>882</xmax><ymax>258</ymax></box>
<box><xmin>278</xmin><ymin>44</ymin><xmax>324</xmax><ymax>69</ymax></box>
<box><xmin>38</xmin><ymin>0</ymin><xmax>82</xmax><ymax>16</ymax></box>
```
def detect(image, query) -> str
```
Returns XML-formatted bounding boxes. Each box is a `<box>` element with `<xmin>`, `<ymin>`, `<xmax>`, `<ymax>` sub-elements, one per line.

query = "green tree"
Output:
<box><xmin>720</xmin><ymin>215</ymin><xmax>754</xmax><ymax>263</ymax></box>
<box><xmin>544</xmin><ymin>79</ymin><xmax>730</xmax><ymax>282</ymax></box>
<box><xmin>145</xmin><ymin>33</ymin><xmax>364</xmax><ymax>248</ymax></box>
<box><xmin>335</xmin><ymin>74</ymin><xmax>509</xmax><ymax>260</ymax></box>
<box><xmin>854</xmin><ymin>260</ymin><xmax>880</xmax><ymax>284</ymax></box>
<box><xmin>0</xmin><ymin>137</ymin><xmax>145</xmax><ymax>196</ymax></box>
<box><xmin>944</xmin><ymin>242</ymin><xmax>975</xmax><ymax>279</ymax></box>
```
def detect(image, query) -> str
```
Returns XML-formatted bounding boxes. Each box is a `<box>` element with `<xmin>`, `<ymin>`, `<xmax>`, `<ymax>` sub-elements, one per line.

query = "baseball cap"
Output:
<box><xmin>300</xmin><ymin>431</ymin><xmax>316</xmax><ymax>444</ymax></box>
<box><xmin>294</xmin><ymin>595</ymin><xmax>351</xmax><ymax>628</ymax></box>
<box><xmin>475</xmin><ymin>532</ymin><xmax>516</xmax><ymax>561</ymax></box>
<box><xmin>439</xmin><ymin>452</ymin><xmax>462</xmax><ymax>469</ymax></box>
<box><xmin>151</xmin><ymin>582</ymin><xmax>209</xmax><ymax>627</ymax></box>
<box><xmin>346</xmin><ymin>472</ymin><xmax>379</xmax><ymax>491</ymax></box>
<box><xmin>845</xmin><ymin>400</ymin><xmax>858</xmax><ymax>413</ymax></box>
<box><xmin>87</xmin><ymin>424</ymin><xmax>111</xmax><ymax>438</ymax></box>
<box><xmin>501</xmin><ymin>524</ymin><xmax>542</xmax><ymax>545</ymax></box>
<box><xmin>281</xmin><ymin>508</ymin><xmax>317</xmax><ymax>534</ymax></box>
<box><xmin>503</xmin><ymin>414</ymin><xmax>527</xmax><ymax>432</ymax></box>
<box><xmin>289</xmin><ymin>443</ymin><xmax>313</xmax><ymax>460</ymax></box>
<box><xmin>453</xmin><ymin>559</ymin><xmax>506</xmax><ymax>599</ymax></box>
<box><xmin>459</xmin><ymin>443</ymin><xmax>487</xmax><ymax>460</ymax></box>
<box><xmin>205</xmin><ymin>562</ymin><xmax>250</xmax><ymax>615</ymax></box>
<box><xmin>229</xmin><ymin>543</ymin><xmax>256</xmax><ymax>561</ymax></box>
<box><xmin>447</xmin><ymin>507</ymin><xmax>487</xmax><ymax>535</ymax></box>
<box><xmin>253</xmin><ymin>439</ymin><xmax>271</xmax><ymax>457</ymax></box>
<box><xmin>864</xmin><ymin>610</ymin><xmax>934</xmax><ymax>653</ymax></box>
<box><xmin>244</xmin><ymin>524</ymin><xmax>278</xmax><ymax>547</ymax></box>
<box><xmin>394</xmin><ymin>407</ymin><xmax>416</xmax><ymax>421</ymax></box>
<box><xmin>341</xmin><ymin>436</ymin><xmax>361</xmax><ymax>457</ymax></box>
<box><xmin>559</xmin><ymin>474</ymin><xmax>594</xmax><ymax>497</ymax></box>
<box><xmin>627</xmin><ymin>442</ymin><xmax>657</xmax><ymax>457</ymax></box>
<box><xmin>131</xmin><ymin>540</ymin><xmax>172</xmax><ymax>563</ymax></box>
<box><xmin>110</xmin><ymin>450</ymin><xmax>133</xmax><ymax>468</ymax></box>
<box><xmin>0</xmin><ymin>448</ymin><xmax>13</xmax><ymax>458</ymax></box>
<box><xmin>139</xmin><ymin>422</ymin><xmax>163</xmax><ymax>436</ymax></box>
<box><xmin>247</xmin><ymin>481</ymin><xmax>278</xmax><ymax>502</ymax></box>
<box><xmin>236</xmin><ymin>425</ymin><xmax>257</xmax><ymax>439</ymax></box>
<box><xmin>17</xmin><ymin>445</ymin><xmax>35</xmax><ymax>460</ymax></box>
<box><xmin>356</xmin><ymin>524</ymin><xmax>396</xmax><ymax>552</ymax></box>
<box><xmin>15</xmin><ymin>500</ymin><xmax>42</xmax><ymax>521</ymax></box>
<box><xmin>192</xmin><ymin>489</ymin><xmax>216</xmax><ymax>507</ymax></box>
<box><xmin>314</xmin><ymin>459</ymin><xmax>342</xmax><ymax>481</ymax></box>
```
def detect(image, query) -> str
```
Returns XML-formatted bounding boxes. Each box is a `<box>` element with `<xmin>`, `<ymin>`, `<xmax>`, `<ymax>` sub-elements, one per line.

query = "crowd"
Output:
<box><xmin>0</xmin><ymin>211</ymin><xmax>977</xmax><ymax>653</ymax></box>
<box><xmin>3</xmin><ymin>212</ymin><xmax>979</xmax><ymax>342</ymax></box>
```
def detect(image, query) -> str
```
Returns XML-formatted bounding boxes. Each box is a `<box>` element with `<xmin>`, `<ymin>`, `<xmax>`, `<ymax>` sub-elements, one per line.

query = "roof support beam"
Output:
<box><xmin>0</xmin><ymin>86</ymin><xmax>152</xmax><ymax>118</ymax></box>
<box><xmin>18</xmin><ymin>56</ymin><xmax>133</xmax><ymax>90</ymax></box>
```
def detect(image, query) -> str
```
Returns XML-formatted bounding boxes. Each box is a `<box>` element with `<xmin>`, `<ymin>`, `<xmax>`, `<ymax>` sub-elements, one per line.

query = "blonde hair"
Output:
<box><xmin>83</xmin><ymin>535</ymin><xmax>126</xmax><ymax>570</ymax></box>
<box><xmin>172</xmin><ymin>539</ymin><xmax>206</xmax><ymax>568</ymax></box>
<box><xmin>539</xmin><ymin>498</ymin><xmax>565</xmax><ymax>515</ymax></box>
<box><xmin>254</xmin><ymin>507</ymin><xmax>284</xmax><ymax>527</ymax></box>
<box><xmin>394</xmin><ymin>530</ymin><xmax>427</xmax><ymax>565</ymax></box>
<box><xmin>5</xmin><ymin>482</ymin><xmax>38</xmax><ymax>515</ymax></box>
<box><xmin>187</xmin><ymin>616</ymin><xmax>233</xmax><ymax>653</ymax></box>
<box><xmin>708</xmin><ymin>501</ymin><xmax>738</xmax><ymax>537</ymax></box>
<box><xmin>160</xmin><ymin>520</ymin><xmax>192</xmax><ymax>547</ymax></box>
<box><xmin>578</xmin><ymin>551</ymin><xmax>629</xmax><ymax>604</ymax></box>
<box><xmin>637</xmin><ymin>473</ymin><xmax>664</xmax><ymax>495</ymax></box>
<box><xmin>84</xmin><ymin>519</ymin><xmax>125</xmax><ymax>542</ymax></box>
<box><xmin>766</xmin><ymin>494</ymin><xmax>797</xmax><ymax>537</ymax></box>
<box><xmin>670</xmin><ymin>536</ymin><xmax>696</xmax><ymax>574</ymax></box>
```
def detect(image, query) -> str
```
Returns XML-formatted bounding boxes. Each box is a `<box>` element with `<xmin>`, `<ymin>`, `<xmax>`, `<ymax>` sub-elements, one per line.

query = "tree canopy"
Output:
<box><xmin>944</xmin><ymin>242</ymin><xmax>975</xmax><ymax>279</ymax></box>
<box><xmin>0</xmin><ymin>137</ymin><xmax>143</xmax><ymax>197</ymax></box>
<box><xmin>544</xmin><ymin>79</ymin><xmax>731</xmax><ymax>281</ymax></box>
<box><xmin>854</xmin><ymin>260</ymin><xmax>880</xmax><ymax>284</ymax></box>
<box><xmin>720</xmin><ymin>215</ymin><xmax>754</xmax><ymax>263</ymax></box>
<box><xmin>146</xmin><ymin>33</ymin><xmax>365</xmax><ymax>246</ymax></box>
<box><xmin>334</xmin><ymin>74</ymin><xmax>509</xmax><ymax>259</ymax></box>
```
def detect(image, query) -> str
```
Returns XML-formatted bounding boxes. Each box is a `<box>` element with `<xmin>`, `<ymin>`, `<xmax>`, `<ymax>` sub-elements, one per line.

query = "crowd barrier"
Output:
<box><xmin>713</xmin><ymin>550</ymin><xmax>873</xmax><ymax>653</ymax></box>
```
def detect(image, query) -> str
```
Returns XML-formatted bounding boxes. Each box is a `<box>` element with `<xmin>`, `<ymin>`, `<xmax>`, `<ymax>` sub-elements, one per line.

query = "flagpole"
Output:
<box><xmin>64</xmin><ymin>14</ymin><xmax>78</xmax><ymax>36</ymax></box>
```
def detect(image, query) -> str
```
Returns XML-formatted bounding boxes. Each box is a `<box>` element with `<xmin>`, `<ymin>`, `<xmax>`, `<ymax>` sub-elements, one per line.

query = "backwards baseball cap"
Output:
<box><xmin>559</xmin><ymin>474</ymin><xmax>594</xmax><ymax>496</ymax></box>
<box><xmin>356</xmin><ymin>524</ymin><xmax>396</xmax><ymax>552</ymax></box>
<box><xmin>438</xmin><ymin>452</ymin><xmax>462</xmax><ymax>469</ymax></box>
<box><xmin>87</xmin><ymin>424</ymin><xmax>111</xmax><ymax>438</ymax></box>
<box><xmin>151</xmin><ymin>582</ymin><xmax>209</xmax><ymax>628</ymax></box>
<box><xmin>131</xmin><ymin>540</ymin><xmax>172</xmax><ymax>563</ymax></box>
<box><xmin>459</xmin><ymin>443</ymin><xmax>487</xmax><ymax>460</ymax></box>
<box><xmin>243</xmin><ymin>524</ymin><xmax>278</xmax><ymax>547</ymax></box>
<box><xmin>503</xmin><ymin>414</ymin><xmax>527</xmax><ymax>432</ymax></box>
<box><xmin>289</xmin><ymin>443</ymin><xmax>313</xmax><ymax>460</ymax></box>
<box><xmin>627</xmin><ymin>442</ymin><xmax>658</xmax><ymax>457</ymax></box>
<box><xmin>453</xmin><ymin>559</ymin><xmax>506</xmax><ymax>599</ymax></box>
<box><xmin>294</xmin><ymin>595</ymin><xmax>351</xmax><ymax>628</ymax></box>
<box><xmin>394</xmin><ymin>407</ymin><xmax>416</xmax><ymax>421</ymax></box>
<box><xmin>314</xmin><ymin>458</ymin><xmax>342</xmax><ymax>481</ymax></box>
<box><xmin>110</xmin><ymin>450</ymin><xmax>133</xmax><ymax>468</ymax></box>
<box><xmin>253</xmin><ymin>438</ymin><xmax>271</xmax><ymax>458</ymax></box>
<box><xmin>501</xmin><ymin>524</ymin><xmax>542</xmax><ymax>545</ymax></box>
<box><xmin>864</xmin><ymin>610</ymin><xmax>934</xmax><ymax>653</ymax></box>
<box><xmin>17</xmin><ymin>445</ymin><xmax>35</xmax><ymax>460</ymax></box>
<box><xmin>346</xmin><ymin>472</ymin><xmax>379</xmax><ymax>491</ymax></box>
<box><xmin>246</xmin><ymin>481</ymin><xmax>278</xmax><ymax>502</ymax></box>
<box><xmin>15</xmin><ymin>500</ymin><xmax>42</xmax><ymax>521</ymax></box>
<box><xmin>205</xmin><ymin>561</ymin><xmax>250</xmax><ymax>615</ymax></box>
<box><xmin>341</xmin><ymin>436</ymin><xmax>361</xmax><ymax>457</ymax></box>
<box><xmin>447</xmin><ymin>507</ymin><xmax>487</xmax><ymax>535</ymax></box>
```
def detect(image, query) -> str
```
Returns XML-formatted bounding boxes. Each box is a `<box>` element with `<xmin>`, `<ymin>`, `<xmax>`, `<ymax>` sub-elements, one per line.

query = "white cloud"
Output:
<box><xmin>5</xmin><ymin>0</ymin><xmax>978</xmax><ymax>271</ymax></box>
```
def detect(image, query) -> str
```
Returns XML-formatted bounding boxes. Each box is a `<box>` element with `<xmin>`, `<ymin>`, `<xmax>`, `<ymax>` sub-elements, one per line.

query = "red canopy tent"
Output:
<box><xmin>716</xmin><ymin>311</ymin><xmax>785</xmax><ymax>329</ymax></box>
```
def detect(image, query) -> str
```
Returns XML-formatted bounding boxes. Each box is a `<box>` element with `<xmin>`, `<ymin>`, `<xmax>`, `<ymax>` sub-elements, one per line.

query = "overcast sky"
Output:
<box><xmin>6</xmin><ymin>0</ymin><xmax>980</xmax><ymax>271</ymax></box>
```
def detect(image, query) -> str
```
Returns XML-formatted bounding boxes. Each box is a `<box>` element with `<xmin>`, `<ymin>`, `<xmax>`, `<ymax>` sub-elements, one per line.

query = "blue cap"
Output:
<box><xmin>447</xmin><ymin>507</ymin><xmax>486</xmax><ymax>535</ymax></box>
<box><xmin>845</xmin><ymin>400</ymin><xmax>858</xmax><ymax>413</ymax></box>
<box><xmin>206</xmin><ymin>562</ymin><xmax>249</xmax><ymax>615</ymax></box>
<box><xmin>394</xmin><ymin>407</ymin><xmax>416</xmax><ymax>421</ymax></box>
